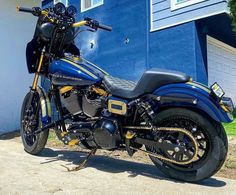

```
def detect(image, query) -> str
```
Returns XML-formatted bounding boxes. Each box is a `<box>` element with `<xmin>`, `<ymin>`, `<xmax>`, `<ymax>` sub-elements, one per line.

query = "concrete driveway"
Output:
<box><xmin>0</xmin><ymin>136</ymin><xmax>236</xmax><ymax>195</ymax></box>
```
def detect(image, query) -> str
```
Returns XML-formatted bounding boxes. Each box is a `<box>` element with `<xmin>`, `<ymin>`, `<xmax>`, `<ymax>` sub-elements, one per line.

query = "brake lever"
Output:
<box><xmin>88</xmin><ymin>29</ymin><xmax>97</xmax><ymax>32</ymax></box>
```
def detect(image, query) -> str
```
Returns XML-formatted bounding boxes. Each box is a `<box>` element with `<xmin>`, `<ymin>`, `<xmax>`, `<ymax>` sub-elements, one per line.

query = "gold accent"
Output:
<box><xmin>40</xmin><ymin>99</ymin><xmax>47</xmax><ymax>117</ymax></box>
<box><xmin>68</xmin><ymin>139</ymin><xmax>80</xmax><ymax>146</ymax></box>
<box><xmin>82</xmin><ymin>58</ymin><xmax>109</xmax><ymax>76</ymax></box>
<box><xmin>72</xmin><ymin>20</ymin><xmax>87</xmax><ymax>28</ymax></box>
<box><xmin>108</xmin><ymin>100</ymin><xmax>127</xmax><ymax>115</ymax></box>
<box><xmin>60</xmin><ymin>86</ymin><xmax>73</xmax><ymax>94</ymax></box>
<box><xmin>123</xmin><ymin>126</ymin><xmax>199</xmax><ymax>165</ymax></box>
<box><xmin>91</xmin><ymin>86</ymin><xmax>108</xmax><ymax>96</ymax></box>
<box><xmin>16</xmin><ymin>6</ymin><xmax>20</xmax><ymax>12</ymax></box>
<box><xmin>32</xmin><ymin>48</ymin><xmax>45</xmax><ymax>90</ymax></box>
<box><xmin>47</xmin><ymin>100</ymin><xmax>52</xmax><ymax>117</ymax></box>
<box><xmin>61</xmin><ymin>149</ymin><xmax>97</xmax><ymax>172</ymax></box>
<box><xmin>41</xmin><ymin>10</ymin><xmax>54</xmax><ymax>22</ymax></box>
<box><xmin>61</xmin><ymin>132</ymin><xmax>67</xmax><ymax>138</ymax></box>
<box><xmin>126</xmin><ymin>131</ymin><xmax>136</xmax><ymax>139</ymax></box>
<box><xmin>62</xmin><ymin>59</ymin><xmax>98</xmax><ymax>79</ymax></box>
<box><xmin>72</xmin><ymin>56</ymin><xmax>81</xmax><ymax>61</ymax></box>
<box><xmin>186</xmin><ymin>81</ymin><xmax>211</xmax><ymax>93</ymax></box>
<box><xmin>220</xmin><ymin>101</ymin><xmax>230</xmax><ymax>113</ymax></box>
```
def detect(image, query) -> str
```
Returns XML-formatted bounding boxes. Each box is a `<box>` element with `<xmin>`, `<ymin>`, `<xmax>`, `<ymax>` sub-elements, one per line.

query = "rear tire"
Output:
<box><xmin>20</xmin><ymin>92</ymin><xmax>49</xmax><ymax>155</ymax></box>
<box><xmin>147</xmin><ymin>108</ymin><xmax>228</xmax><ymax>182</ymax></box>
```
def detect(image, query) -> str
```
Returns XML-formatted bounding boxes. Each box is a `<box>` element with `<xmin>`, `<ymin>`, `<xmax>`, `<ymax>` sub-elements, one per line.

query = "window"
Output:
<box><xmin>54</xmin><ymin>0</ymin><xmax>68</xmax><ymax>7</ymax></box>
<box><xmin>81</xmin><ymin>0</ymin><xmax>104</xmax><ymax>12</ymax></box>
<box><xmin>171</xmin><ymin>0</ymin><xmax>206</xmax><ymax>11</ymax></box>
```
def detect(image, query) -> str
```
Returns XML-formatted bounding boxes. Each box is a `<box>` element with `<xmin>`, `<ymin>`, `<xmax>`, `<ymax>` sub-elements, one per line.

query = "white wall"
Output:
<box><xmin>0</xmin><ymin>0</ymin><xmax>40</xmax><ymax>133</ymax></box>
<box><xmin>207</xmin><ymin>36</ymin><xmax>236</xmax><ymax>105</ymax></box>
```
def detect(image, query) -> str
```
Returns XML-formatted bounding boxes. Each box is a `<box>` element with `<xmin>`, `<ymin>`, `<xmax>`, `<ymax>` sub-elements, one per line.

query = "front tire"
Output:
<box><xmin>20</xmin><ymin>92</ymin><xmax>49</xmax><ymax>155</ymax></box>
<box><xmin>148</xmin><ymin>108</ymin><xmax>228</xmax><ymax>182</ymax></box>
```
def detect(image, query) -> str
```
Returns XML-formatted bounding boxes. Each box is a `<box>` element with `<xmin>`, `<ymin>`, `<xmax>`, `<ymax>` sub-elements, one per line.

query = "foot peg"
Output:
<box><xmin>60</xmin><ymin>132</ymin><xmax>80</xmax><ymax>146</ymax></box>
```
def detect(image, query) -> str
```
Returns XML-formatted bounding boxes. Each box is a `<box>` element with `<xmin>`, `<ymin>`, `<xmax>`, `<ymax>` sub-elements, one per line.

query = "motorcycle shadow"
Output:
<box><xmin>39</xmin><ymin>147</ymin><xmax>226</xmax><ymax>187</ymax></box>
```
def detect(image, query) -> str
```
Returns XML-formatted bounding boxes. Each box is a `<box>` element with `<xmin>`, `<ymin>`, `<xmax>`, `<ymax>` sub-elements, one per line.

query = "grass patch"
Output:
<box><xmin>223</xmin><ymin>109</ymin><xmax>236</xmax><ymax>136</ymax></box>
<box><xmin>224</xmin><ymin>119</ymin><xmax>236</xmax><ymax>136</ymax></box>
<box><xmin>47</xmin><ymin>130</ymin><xmax>62</xmax><ymax>146</ymax></box>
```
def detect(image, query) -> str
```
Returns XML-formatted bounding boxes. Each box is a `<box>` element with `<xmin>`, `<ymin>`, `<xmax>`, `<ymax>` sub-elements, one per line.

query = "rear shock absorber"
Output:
<box><xmin>137</xmin><ymin>100</ymin><xmax>156</xmax><ymax>126</ymax></box>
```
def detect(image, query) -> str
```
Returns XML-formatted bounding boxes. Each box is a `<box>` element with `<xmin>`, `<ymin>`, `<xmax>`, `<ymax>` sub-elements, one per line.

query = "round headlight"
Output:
<box><xmin>54</xmin><ymin>2</ymin><xmax>66</xmax><ymax>15</ymax></box>
<box><xmin>67</xmin><ymin>5</ymin><xmax>77</xmax><ymax>17</ymax></box>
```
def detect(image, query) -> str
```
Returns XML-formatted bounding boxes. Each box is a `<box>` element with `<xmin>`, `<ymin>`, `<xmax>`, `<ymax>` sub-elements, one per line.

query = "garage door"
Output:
<box><xmin>207</xmin><ymin>36</ymin><xmax>236</xmax><ymax>105</ymax></box>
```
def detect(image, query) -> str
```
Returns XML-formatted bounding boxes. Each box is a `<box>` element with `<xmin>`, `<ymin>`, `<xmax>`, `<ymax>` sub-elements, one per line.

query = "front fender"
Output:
<box><xmin>153</xmin><ymin>82</ymin><xmax>233</xmax><ymax>123</ymax></box>
<box><xmin>36</xmin><ymin>87</ymin><xmax>52</xmax><ymax>125</ymax></box>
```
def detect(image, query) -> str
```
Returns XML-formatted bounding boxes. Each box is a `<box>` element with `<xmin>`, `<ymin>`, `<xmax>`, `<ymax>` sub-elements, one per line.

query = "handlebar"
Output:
<box><xmin>17</xmin><ymin>6</ymin><xmax>42</xmax><ymax>17</ymax></box>
<box><xmin>17</xmin><ymin>6</ymin><xmax>34</xmax><ymax>13</ymax></box>
<box><xmin>72</xmin><ymin>20</ymin><xmax>112</xmax><ymax>31</ymax></box>
<box><xmin>17</xmin><ymin>6</ymin><xmax>112</xmax><ymax>32</ymax></box>
<box><xmin>98</xmin><ymin>24</ymin><xmax>112</xmax><ymax>32</ymax></box>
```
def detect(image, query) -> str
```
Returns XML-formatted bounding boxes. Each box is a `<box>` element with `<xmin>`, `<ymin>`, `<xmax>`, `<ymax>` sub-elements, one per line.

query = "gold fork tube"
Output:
<box><xmin>32</xmin><ymin>47</ymin><xmax>46</xmax><ymax>90</ymax></box>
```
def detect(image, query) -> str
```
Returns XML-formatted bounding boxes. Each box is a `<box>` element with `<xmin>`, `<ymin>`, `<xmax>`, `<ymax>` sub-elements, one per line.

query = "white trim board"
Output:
<box><xmin>150</xmin><ymin>0</ymin><xmax>229</xmax><ymax>32</ymax></box>
<box><xmin>207</xmin><ymin>36</ymin><xmax>236</xmax><ymax>55</ymax></box>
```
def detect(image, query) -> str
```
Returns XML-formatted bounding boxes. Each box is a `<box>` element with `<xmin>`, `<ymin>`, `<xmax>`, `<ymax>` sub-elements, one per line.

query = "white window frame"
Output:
<box><xmin>171</xmin><ymin>0</ymin><xmax>206</xmax><ymax>11</ymax></box>
<box><xmin>81</xmin><ymin>0</ymin><xmax>104</xmax><ymax>12</ymax></box>
<box><xmin>53</xmin><ymin>0</ymin><xmax>68</xmax><ymax>7</ymax></box>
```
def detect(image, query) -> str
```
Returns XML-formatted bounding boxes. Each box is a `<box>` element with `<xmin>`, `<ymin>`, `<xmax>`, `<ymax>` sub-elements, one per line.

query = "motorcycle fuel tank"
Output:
<box><xmin>49</xmin><ymin>56</ymin><xmax>108</xmax><ymax>86</ymax></box>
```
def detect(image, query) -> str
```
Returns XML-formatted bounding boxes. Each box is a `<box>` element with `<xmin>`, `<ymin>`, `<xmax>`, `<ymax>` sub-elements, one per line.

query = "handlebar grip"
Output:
<box><xmin>98</xmin><ymin>24</ymin><xmax>112</xmax><ymax>31</ymax></box>
<box><xmin>17</xmin><ymin>6</ymin><xmax>33</xmax><ymax>13</ymax></box>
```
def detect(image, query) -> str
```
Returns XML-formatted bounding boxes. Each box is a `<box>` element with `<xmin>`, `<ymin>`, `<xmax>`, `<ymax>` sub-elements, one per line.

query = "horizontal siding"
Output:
<box><xmin>151</xmin><ymin>0</ymin><xmax>228</xmax><ymax>31</ymax></box>
<box><xmin>152</xmin><ymin>0</ymin><xmax>167</xmax><ymax>4</ymax></box>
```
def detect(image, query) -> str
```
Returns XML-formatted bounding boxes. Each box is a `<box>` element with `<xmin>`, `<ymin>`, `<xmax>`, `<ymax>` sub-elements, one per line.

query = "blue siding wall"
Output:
<box><xmin>69</xmin><ymin>0</ymin><xmax>149</xmax><ymax>81</ymax></box>
<box><xmin>42</xmin><ymin>0</ymin><xmax>211</xmax><ymax>84</ymax></box>
<box><xmin>149</xmin><ymin>22</ymin><xmax>196</xmax><ymax>78</ymax></box>
<box><xmin>41</xmin><ymin>0</ymin><xmax>235</xmax><ymax>86</ymax></box>
<box><xmin>151</xmin><ymin>0</ymin><xmax>228</xmax><ymax>31</ymax></box>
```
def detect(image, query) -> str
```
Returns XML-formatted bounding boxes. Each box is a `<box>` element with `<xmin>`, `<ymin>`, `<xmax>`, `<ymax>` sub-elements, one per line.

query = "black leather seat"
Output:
<box><xmin>103</xmin><ymin>68</ymin><xmax>190</xmax><ymax>99</ymax></box>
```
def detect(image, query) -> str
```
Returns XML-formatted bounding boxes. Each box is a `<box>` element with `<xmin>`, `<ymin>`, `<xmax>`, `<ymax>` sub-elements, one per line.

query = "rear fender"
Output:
<box><xmin>153</xmin><ymin>82</ymin><xmax>233</xmax><ymax>123</ymax></box>
<box><xmin>36</xmin><ymin>87</ymin><xmax>52</xmax><ymax>125</ymax></box>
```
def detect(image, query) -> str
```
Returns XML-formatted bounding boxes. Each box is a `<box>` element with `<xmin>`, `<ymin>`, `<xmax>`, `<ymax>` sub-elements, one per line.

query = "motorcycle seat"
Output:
<box><xmin>102</xmin><ymin>68</ymin><xmax>190</xmax><ymax>99</ymax></box>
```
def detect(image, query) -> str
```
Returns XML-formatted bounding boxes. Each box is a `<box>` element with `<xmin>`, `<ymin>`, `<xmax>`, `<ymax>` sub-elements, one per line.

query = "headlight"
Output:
<box><xmin>210</xmin><ymin>82</ymin><xmax>225</xmax><ymax>100</ymax></box>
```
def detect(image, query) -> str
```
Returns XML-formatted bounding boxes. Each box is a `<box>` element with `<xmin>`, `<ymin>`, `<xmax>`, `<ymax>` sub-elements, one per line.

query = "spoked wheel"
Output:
<box><xmin>146</xmin><ymin>108</ymin><xmax>228</xmax><ymax>182</ymax></box>
<box><xmin>20</xmin><ymin>92</ymin><xmax>49</xmax><ymax>155</ymax></box>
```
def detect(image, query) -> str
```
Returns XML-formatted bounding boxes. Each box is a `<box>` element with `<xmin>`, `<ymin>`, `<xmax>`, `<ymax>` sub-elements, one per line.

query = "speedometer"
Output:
<box><xmin>67</xmin><ymin>5</ymin><xmax>77</xmax><ymax>17</ymax></box>
<box><xmin>53</xmin><ymin>2</ymin><xmax>66</xmax><ymax>15</ymax></box>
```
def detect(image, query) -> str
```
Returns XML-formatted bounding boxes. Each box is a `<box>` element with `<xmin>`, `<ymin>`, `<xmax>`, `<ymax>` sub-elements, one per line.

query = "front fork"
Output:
<box><xmin>25</xmin><ymin>47</ymin><xmax>46</xmax><ymax>113</ymax></box>
<box><xmin>32</xmin><ymin>47</ymin><xmax>46</xmax><ymax>90</ymax></box>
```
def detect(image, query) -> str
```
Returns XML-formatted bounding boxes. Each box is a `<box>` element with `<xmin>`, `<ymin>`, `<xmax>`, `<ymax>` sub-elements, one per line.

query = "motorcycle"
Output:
<box><xmin>18</xmin><ymin>3</ymin><xmax>234</xmax><ymax>182</ymax></box>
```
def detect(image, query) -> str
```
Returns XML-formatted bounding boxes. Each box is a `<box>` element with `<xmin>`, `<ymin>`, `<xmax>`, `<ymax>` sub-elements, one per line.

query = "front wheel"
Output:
<box><xmin>20</xmin><ymin>92</ymin><xmax>49</xmax><ymax>155</ymax></box>
<box><xmin>147</xmin><ymin>108</ymin><xmax>228</xmax><ymax>182</ymax></box>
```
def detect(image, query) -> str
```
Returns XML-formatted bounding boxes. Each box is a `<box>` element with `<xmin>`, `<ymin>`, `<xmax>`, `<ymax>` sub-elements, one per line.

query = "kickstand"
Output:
<box><xmin>61</xmin><ymin>148</ymin><xmax>97</xmax><ymax>172</ymax></box>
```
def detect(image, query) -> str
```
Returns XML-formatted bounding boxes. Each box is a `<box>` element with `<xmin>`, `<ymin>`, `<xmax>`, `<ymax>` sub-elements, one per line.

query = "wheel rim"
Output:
<box><xmin>150</xmin><ymin>116</ymin><xmax>211</xmax><ymax>171</ymax></box>
<box><xmin>21</xmin><ymin>95</ymin><xmax>40</xmax><ymax>147</ymax></box>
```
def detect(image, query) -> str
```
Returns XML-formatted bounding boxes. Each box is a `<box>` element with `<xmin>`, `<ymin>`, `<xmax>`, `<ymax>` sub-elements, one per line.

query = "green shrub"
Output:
<box><xmin>233</xmin><ymin>109</ymin><xmax>236</xmax><ymax>118</ymax></box>
<box><xmin>229</xmin><ymin>0</ymin><xmax>236</xmax><ymax>33</ymax></box>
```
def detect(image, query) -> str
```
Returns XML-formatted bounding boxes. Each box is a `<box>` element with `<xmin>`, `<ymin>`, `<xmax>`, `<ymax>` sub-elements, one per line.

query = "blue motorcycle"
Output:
<box><xmin>18</xmin><ymin>3</ymin><xmax>234</xmax><ymax>182</ymax></box>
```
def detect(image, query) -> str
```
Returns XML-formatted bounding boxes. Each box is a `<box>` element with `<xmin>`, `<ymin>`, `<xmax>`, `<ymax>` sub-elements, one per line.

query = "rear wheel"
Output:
<box><xmin>20</xmin><ymin>92</ymin><xmax>49</xmax><ymax>155</ymax></box>
<box><xmin>147</xmin><ymin>108</ymin><xmax>228</xmax><ymax>182</ymax></box>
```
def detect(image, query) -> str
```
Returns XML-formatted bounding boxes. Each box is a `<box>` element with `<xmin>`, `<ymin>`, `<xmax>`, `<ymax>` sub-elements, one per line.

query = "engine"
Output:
<box><xmin>66</xmin><ymin>117</ymin><xmax>121</xmax><ymax>150</ymax></box>
<box><xmin>93</xmin><ymin>118</ymin><xmax>121</xmax><ymax>149</ymax></box>
<box><xmin>60</xmin><ymin>86</ymin><xmax>106</xmax><ymax>117</ymax></box>
<box><xmin>61</xmin><ymin>86</ymin><xmax>121</xmax><ymax>150</ymax></box>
